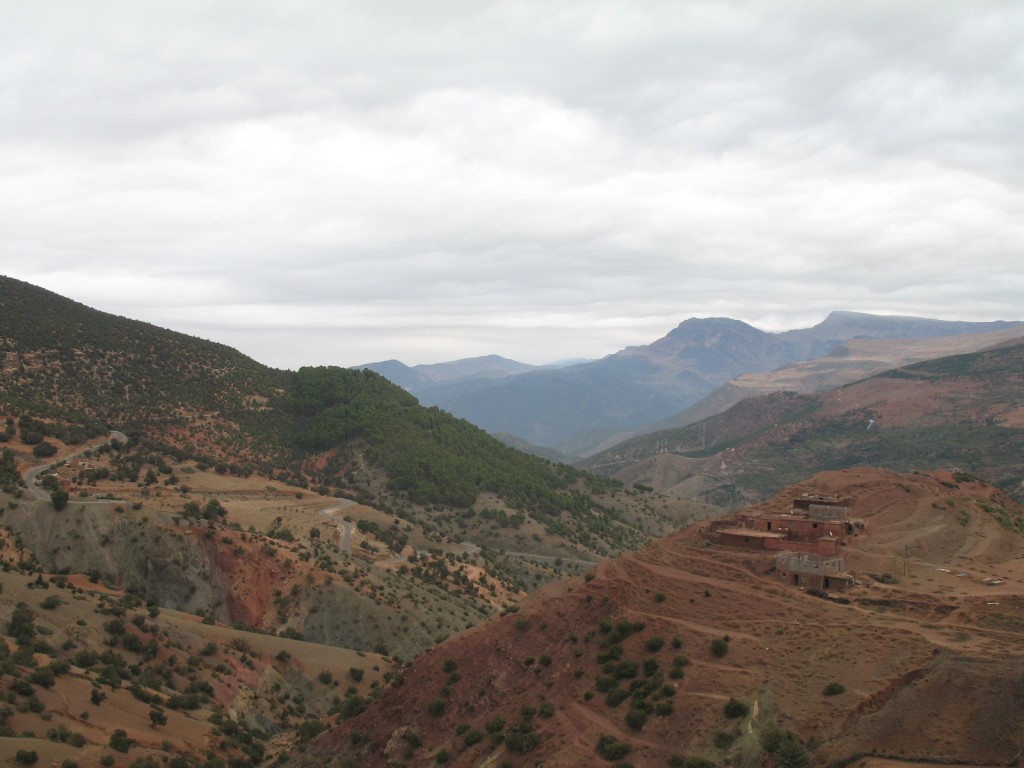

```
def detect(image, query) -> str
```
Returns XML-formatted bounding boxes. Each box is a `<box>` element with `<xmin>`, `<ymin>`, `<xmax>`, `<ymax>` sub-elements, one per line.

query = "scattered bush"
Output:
<box><xmin>723</xmin><ymin>698</ymin><xmax>748</xmax><ymax>718</ymax></box>
<box><xmin>759</xmin><ymin>722</ymin><xmax>810</xmax><ymax>768</ymax></box>
<box><xmin>505</xmin><ymin>729</ymin><xmax>540</xmax><ymax>753</ymax></box>
<box><xmin>625</xmin><ymin>708</ymin><xmax>647</xmax><ymax>730</ymax></box>
<box><xmin>595</xmin><ymin>675</ymin><xmax>617</xmax><ymax>692</ymax></box>
<box><xmin>823</xmin><ymin>682</ymin><xmax>845</xmax><ymax>696</ymax></box>
<box><xmin>596</xmin><ymin>734</ymin><xmax>632</xmax><ymax>760</ymax></box>
<box><xmin>669</xmin><ymin>758</ymin><xmax>716</xmax><ymax>768</ymax></box>
<box><xmin>710</xmin><ymin>638</ymin><xmax>729</xmax><ymax>658</ymax></box>
<box><xmin>714</xmin><ymin>731</ymin><xmax>735</xmax><ymax>748</ymax></box>
<box><xmin>109</xmin><ymin>729</ymin><xmax>134</xmax><ymax>752</ymax></box>
<box><xmin>606</xmin><ymin>687</ymin><xmax>630</xmax><ymax>707</ymax></box>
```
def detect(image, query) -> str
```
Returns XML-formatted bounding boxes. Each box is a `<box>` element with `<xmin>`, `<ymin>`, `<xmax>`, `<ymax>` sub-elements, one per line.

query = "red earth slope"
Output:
<box><xmin>302</xmin><ymin>467</ymin><xmax>1024</xmax><ymax>767</ymax></box>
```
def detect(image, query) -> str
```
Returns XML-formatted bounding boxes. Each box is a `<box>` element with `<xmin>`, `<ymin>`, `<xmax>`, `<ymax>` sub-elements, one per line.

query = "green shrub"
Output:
<box><xmin>723</xmin><ymin>698</ymin><xmax>748</xmax><ymax>718</ymax></box>
<box><xmin>15</xmin><ymin>750</ymin><xmax>37</xmax><ymax>765</ymax></box>
<box><xmin>606</xmin><ymin>688</ymin><xmax>630</xmax><ymax>707</ymax></box>
<box><xmin>823</xmin><ymin>682</ymin><xmax>845</xmax><ymax>696</ymax></box>
<box><xmin>710</xmin><ymin>638</ymin><xmax>729</xmax><ymax>658</ymax></box>
<box><xmin>615</xmin><ymin>661</ymin><xmax>638</xmax><ymax>679</ymax></box>
<box><xmin>670</xmin><ymin>758</ymin><xmax>716</xmax><ymax>768</ymax></box>
<box><xmin>427</xmin><ymin>698</ymin><xmax>444</xmax><ymax>716</ymax></box>
<box><xmin>29</xmin><ymin>668</ymin><xmax>55</xmax><ymax>689</ymax></box>
<box><xmin>625</xmin><ymin>708</ymin><xmax>647</xmax><ymax>730</ymax></box>
<box><xmin>593</xmin><ymin>675</ymin><xmax>614</xmax><ymax>696</ymax></box>
<box><xmin>644</xmin><ymin>636</ymin><xmax>665</xmax><ymax>652</ymax></box>
<box><xmin>596</xmin><ymin>734</ymin><xmax>632</xmax><ymax>760</ymax></box>
<box><xmin>772</xmin><ymin>737</ymin><xmax>811</xmax><ymax>768</ymax></box>
<box><xmin>505</xmin><ymin>729</ymin><xmax>540</xmax><ymax>753</ymax></box>
<box><xmin>32</xmin><ymin>441</ymin><xmax>57</xmax><ymax>459</ymax></box>
<box><xmin>714</xmin><ymin>730</ymin><xmax>735</xmax><ymax>748</ymax></box>
<box><xmin>109</xmin><ymin>729</ymin><xmax>134</xmax><ymax>752</ymax></box>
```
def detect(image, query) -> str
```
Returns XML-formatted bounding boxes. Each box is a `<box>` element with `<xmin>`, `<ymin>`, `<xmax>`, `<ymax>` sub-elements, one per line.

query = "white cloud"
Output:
<box><xmin>2</xmin><ymin>1</ymin><xmax>1023</xmax><ymax>367</ymax></box>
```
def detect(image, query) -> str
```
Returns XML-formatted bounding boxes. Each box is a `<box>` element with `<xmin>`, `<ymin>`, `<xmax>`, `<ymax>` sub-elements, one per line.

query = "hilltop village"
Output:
<box><xmin>703</xmin><ymin>494</ymin><xmax>860</xmax><ymax>591</ymax></box>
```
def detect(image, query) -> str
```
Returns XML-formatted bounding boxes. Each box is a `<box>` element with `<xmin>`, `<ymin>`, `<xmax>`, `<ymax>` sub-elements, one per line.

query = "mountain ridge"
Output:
<box><xmin>583</xmin><ymin>338</ymin><xmax>1024</xmax><ymax>506</ymax></box>
<box><xmin>361</xmin><ymin>311</ymin><xmax>1021</xmax><ymax>457</ymax></box>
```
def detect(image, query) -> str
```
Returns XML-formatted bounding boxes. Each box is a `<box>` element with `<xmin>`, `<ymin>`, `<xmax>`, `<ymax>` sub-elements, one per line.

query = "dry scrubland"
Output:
<box><xmin>0</xmin><ymin>557</ymin><xmax>393</xmax><ymax>766</ymax></box>
<box><xmin>305</xmin><ymin>467</ymin><xmax>1024</xmax><ymax>768</ymax></box>
<box><xmin>0</xmin><ymin>428</ymin><xmax>705</xmax><ymax>765</ymax></box>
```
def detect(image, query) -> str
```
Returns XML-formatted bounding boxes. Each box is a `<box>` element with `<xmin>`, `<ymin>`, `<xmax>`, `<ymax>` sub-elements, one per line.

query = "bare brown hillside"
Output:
<box><xmin>664</xmin><ymin>325</ymin><xmax>1024</xmax><ymax>432</ymax></box>
<box><xmin>303</xmin><ymin>468</ymin><xmax>1024</xmax><ymax>767</ymax></box>
<box><xmin>587</xmin><ymin>339</ymin><xmax>1024</xmax><ymax>507</ymax></box>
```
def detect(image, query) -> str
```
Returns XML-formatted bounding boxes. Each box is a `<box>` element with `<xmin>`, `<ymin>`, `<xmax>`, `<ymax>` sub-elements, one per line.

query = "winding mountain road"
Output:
<box><xmin>23</xmin><ymin>430</ymin><xmax>127</xmax><ymax>503</ymax></box>
<box><xmin>319</xmin><ymin>501</ymin><xmax>356</xmax><ymax>553</ymax></box>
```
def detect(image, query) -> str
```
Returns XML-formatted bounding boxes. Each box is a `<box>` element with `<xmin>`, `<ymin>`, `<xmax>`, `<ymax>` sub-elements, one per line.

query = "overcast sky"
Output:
<box><xmin>2</xmin><ymin>1</ymin><xmax>1022</xmax><ymax>369</ymax></box>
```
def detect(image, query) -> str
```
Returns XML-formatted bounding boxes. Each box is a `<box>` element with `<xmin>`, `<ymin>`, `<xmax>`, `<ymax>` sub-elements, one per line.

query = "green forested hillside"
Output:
<box><xmin>292</xmin><ymin>366</ymin><xmax>614</xmax><ymax>508</ymax></box>
<box><xmin>0</xmin><ymin>276</ymin><xmax>656</xmax><ymax>556</ymax></box>
<box><xmin>0</xmin><ymin>275</ymin><xmax>281</xmax><ymax>422</ymax></box>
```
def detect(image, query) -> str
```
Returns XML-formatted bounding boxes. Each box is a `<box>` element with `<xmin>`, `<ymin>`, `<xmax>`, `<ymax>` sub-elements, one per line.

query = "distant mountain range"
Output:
<box><xmin>359</xmin><ymin>311</ymin><xmax>1022</xmax><ymax>457</ymax></box>
<box><xmin>582</xmin><ymin>337</ymin><xmax>1024</xmax><ymax>506</ymax></box>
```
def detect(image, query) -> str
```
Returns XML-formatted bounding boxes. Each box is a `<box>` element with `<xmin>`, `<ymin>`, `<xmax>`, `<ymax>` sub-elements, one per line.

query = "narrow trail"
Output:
<box><xmin>494</xmin><ymin>550</ymin><xmax>599</xmax><ymax>567</ymax></box>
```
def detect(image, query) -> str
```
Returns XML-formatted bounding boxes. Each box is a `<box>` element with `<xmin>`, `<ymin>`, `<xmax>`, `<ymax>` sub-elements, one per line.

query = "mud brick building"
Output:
<box><xmin>703</xmin><ymin>495</ymin><xmax>859</xmax><ymax>557</ymax></box>
<box><xmin>775</xmin><ymin>552</ymin><xmax>854</xmax><ymax>591</ymax></box>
